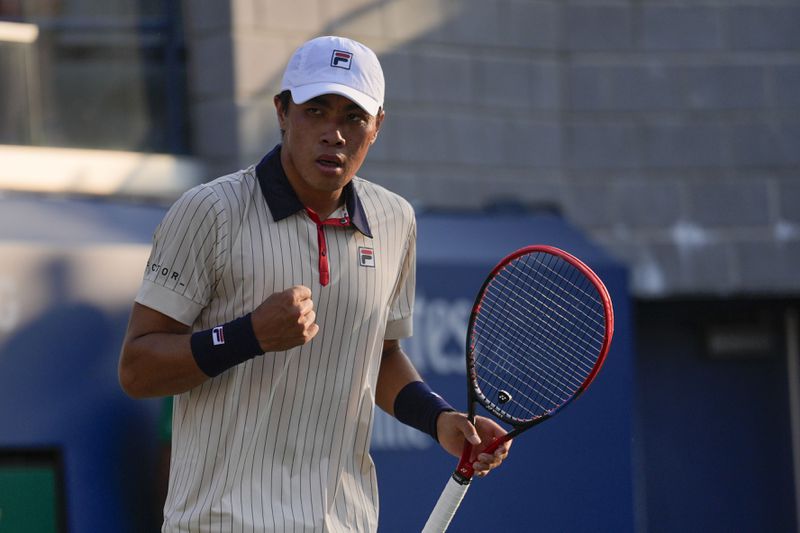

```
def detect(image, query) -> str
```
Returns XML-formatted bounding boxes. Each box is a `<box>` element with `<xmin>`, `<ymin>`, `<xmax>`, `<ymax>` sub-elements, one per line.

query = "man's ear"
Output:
<box><xmin>371</xmin><ymin>109</ymin><xmax>385</xmax><ymax>144</ymax></box>
<box><xmin>274</xmin><ymin>94</ymin><xmax>287</xmax><ymax>130</ymax></box>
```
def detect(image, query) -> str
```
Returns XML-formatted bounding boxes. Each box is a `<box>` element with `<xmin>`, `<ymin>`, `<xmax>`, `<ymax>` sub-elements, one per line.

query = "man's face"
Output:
<box><xmin>275</xmin><ymin>93</ymin><xmax>384</xmax><ymax>198</ymax></box>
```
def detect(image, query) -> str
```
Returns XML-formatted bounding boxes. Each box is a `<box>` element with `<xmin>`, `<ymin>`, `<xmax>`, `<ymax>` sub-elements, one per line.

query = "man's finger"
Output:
<box><xmin>303</xmin><ymin>310</ymin><xmax>317</xmax><ymax>327</ymax></box>
<box><xmin>290</xmin><ymin>285</ymin><xmax>312</xmax><ymax>301</ymax></box>
<box><xmin>297</xmin><ymin>298</ymin><xmax>315</xmax><ymax>316</ymax></box>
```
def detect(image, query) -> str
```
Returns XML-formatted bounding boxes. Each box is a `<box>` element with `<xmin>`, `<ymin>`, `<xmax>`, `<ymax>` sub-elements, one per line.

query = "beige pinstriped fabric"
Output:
<box><xmin>136</xmin><ymin>147</ymin><xmax>415</xmax><ymax>532</ymax></box>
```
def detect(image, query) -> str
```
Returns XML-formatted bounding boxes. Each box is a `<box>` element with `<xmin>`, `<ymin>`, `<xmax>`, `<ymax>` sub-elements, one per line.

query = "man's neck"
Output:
<box><xmin>310</xmin><ymin>194</ymin><xmax>344</xmax><ymax>220</ymax></box>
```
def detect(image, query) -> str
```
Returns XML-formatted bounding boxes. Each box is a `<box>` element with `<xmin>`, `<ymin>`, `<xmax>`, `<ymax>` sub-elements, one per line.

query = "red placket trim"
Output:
<box><xmin>305</xmin><ymin>207</ymin><xmax>351</xmax><ymax>286</ymax></box>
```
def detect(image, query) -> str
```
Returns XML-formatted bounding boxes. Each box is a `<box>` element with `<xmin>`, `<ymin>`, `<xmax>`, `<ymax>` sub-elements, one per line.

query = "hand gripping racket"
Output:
<box><xmin>421</xmin><ymin>245</ymin><xmax>614</xmax><ymax>533</ymax></box>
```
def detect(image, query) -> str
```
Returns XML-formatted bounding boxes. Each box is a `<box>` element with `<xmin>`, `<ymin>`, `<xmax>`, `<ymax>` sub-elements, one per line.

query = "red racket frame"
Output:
<box><xmin>454</xmin><ymin>245</ymin><xmax>615</xmax><ymax>481</ymax></box>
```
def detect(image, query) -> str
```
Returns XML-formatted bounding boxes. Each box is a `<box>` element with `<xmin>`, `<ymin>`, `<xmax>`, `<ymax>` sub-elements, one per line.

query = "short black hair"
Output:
<box><xmin>277</xmin><ymin>90</ymin><xmax>292</xmax><ymax>111</ymax></box>
<box><xmin>276</xmin><ymin>90</ymin><xmax>292</xmax><ymax>138</ymax></box>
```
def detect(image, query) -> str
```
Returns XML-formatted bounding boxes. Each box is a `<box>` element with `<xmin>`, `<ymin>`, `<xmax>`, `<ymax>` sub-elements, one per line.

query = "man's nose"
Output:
<box><xmin>321</xmin><ymin>123</ymin><xmax>345</xmax><ymax>145</ymax></box>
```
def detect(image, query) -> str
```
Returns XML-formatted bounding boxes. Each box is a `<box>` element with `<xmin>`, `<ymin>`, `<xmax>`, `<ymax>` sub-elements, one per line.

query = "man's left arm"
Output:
<box><xmin>376</xmin><ymin>339</ymin><xmax>511</xmax><ymax>477</ymax></box>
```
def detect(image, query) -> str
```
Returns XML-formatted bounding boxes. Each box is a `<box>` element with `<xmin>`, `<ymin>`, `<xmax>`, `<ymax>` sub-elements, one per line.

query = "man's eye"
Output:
<box><xmin>348</xmin><ymin>113</ymin><xmax>366</xmax><ymax>123</ymax></box>
<box><xmin>306</xmin><ymin>108</ymin><xmax>322</xmax><ymax>116</ymax></box>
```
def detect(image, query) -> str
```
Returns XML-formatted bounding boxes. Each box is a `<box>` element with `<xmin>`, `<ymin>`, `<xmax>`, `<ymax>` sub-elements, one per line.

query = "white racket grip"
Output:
<box><xmin>421</xmin><ymin>475</ymin><xmax>471</xmax><ymax>533</ymax></box>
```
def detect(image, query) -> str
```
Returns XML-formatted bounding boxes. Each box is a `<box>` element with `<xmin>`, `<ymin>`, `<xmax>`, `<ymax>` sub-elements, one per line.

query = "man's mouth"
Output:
<box><xmin>316</xmin><ymin>155</ymin><xmax>343</xmax><ymax>169</ymax></box>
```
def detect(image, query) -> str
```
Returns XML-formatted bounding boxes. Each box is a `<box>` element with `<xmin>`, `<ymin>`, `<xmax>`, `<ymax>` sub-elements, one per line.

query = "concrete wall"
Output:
<box><xmin>183</xmin><ymin>0</ymin><xmax>800</xmax><ymax>297</ymax></box>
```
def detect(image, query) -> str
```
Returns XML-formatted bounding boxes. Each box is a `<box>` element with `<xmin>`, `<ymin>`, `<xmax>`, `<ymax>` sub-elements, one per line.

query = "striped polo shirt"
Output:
<box><xmin>135</xmin><ymin>145</ymin><xmax>416</xmax><ymax>532</ymax></box>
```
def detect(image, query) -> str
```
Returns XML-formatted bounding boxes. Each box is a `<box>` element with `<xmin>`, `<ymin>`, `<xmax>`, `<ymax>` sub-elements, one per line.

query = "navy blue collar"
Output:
<box><xmin>255</xmin><ymin>145</ymin><xmax>372</xmax><ymax>238</ymax></box>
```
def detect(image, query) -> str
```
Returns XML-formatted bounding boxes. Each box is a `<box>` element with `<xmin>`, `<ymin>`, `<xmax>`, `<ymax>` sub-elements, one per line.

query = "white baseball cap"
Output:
<box><xmin>280</xmin><ymin>35</ymin><xmax>385</xmax><ymax>116</ymax></box>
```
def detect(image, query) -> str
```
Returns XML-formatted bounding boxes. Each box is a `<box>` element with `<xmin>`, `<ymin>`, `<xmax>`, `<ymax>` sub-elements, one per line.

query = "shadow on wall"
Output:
<box><xmin>0</xmin><ymin>256</ymin><xmax>161</xmax><ymax>533</ymax></box>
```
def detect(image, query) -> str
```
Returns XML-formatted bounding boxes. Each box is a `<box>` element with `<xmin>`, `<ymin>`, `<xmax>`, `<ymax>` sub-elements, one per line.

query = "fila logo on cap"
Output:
<box><xmin>358</xmin><ymin>246</ymin><xmax>375</xmax><ymax>268</ymax></box>
<box><xmin>331</xmin><ymin>49</ymin><xmax>352</xmax><ymax>70</ymax></box>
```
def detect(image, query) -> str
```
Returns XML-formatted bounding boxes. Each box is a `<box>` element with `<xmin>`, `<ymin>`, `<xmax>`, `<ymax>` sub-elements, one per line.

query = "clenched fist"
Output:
<box><xmin>251</xmin><ymin>285</ymin><xmax>320</xmax><ymax>352</ymax></box>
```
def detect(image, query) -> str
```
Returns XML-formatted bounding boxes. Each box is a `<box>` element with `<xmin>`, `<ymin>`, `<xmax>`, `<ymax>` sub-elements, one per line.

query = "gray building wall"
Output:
<box><xmin>182</xmin><ymin>0</ymin><xmax>800</xmax><ymax>297</ymax></box>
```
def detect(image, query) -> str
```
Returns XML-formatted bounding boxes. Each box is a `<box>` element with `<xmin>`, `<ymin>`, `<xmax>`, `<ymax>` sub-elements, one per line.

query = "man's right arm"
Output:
<box><xmin>118</xmin><ymin>302</ymin><xmax>207</xmax><ymax>399</ymax></box>
<box><xmin>118</xmin><ymin>285</ymin><xmax>319</xmax><ymax>399</ymax></box>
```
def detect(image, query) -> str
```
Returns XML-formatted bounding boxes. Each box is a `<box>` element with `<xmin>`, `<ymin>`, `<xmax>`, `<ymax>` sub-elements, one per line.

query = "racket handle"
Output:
<box><xmin>421</xmin><ymin>474</ymin><xmax>471</xmax><ymax>533</ymax></box>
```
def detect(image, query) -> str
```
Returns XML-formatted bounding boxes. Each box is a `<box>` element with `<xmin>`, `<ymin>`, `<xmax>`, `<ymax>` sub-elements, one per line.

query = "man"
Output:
<box><xmin>119</xmin><ymin>35</ymin><xmax>510</xmax><ymax>532</ymax></box>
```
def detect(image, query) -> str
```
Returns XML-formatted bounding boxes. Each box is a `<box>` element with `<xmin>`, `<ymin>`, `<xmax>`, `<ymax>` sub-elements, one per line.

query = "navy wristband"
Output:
<box><xmin>190</xmin><ymin>313</ymin><xmax>263</xmax><ymax>377</ymax></box>
<box><xmin>393</xmin><ymin>381</ymin><xmax>455</xmax><ymax>442</ymax></box>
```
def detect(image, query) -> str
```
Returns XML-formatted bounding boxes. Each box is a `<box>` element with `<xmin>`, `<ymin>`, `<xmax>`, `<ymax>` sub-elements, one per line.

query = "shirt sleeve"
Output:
<box><xmin>135</xmin><ymin>184</ymin><xmax>225</xmax><ymax>326</ymax></box>
<box><xmin>384</xmin><ymin>215</ymin><xmax>416</xmax><ymax>339</ymax></box>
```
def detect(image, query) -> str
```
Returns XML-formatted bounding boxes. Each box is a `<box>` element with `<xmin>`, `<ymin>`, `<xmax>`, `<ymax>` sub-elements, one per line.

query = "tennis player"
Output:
<box><xmin>119</xmin><ymin>35</ymin><xmax>511</xmax><ymax>532</ymax></box>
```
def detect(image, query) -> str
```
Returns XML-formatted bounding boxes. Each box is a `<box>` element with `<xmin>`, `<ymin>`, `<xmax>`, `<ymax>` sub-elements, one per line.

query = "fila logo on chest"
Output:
<box><xmin>358</xmin><ymin>246</ymin><xmax>375</xmax><ymax>268</ymax></box>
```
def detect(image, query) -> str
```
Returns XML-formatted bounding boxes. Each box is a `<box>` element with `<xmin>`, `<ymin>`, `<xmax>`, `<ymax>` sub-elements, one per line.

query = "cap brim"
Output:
<box><xmin>289</xmin><ymin>82</ymin><xmax>381</xmax><ymax>116</ymax></box>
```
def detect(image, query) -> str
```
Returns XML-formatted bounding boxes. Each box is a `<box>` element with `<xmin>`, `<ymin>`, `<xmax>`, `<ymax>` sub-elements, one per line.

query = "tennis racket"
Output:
<box><xmin>421</xmin><ymin>245</ymin><xmax>614</xmax><ymax>533</ymax></box>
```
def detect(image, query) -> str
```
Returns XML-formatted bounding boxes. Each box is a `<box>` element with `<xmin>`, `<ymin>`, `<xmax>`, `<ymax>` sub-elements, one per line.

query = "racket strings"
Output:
<box><xmin>476</xmin><ymin>293</ymin><xmax>592</xmax><ymax>402</ymax></box>
<box><xmin>473</xmin><ymin>343</ymin><xmax>573</xmax><ymax>417</ymax></box>
<box><xmin>524</xmin><ymin>255</ymin><xmax>606</xmax><ymax>329</ymax></box>
<box><xmin>482</xmin><ymin>255</ymin><xmax>601</xmax><ymax>372</ymax></box>
<box><xmin>490</xmin><ymin>254</ymin><xmax>601</xmax><ymax>405</ymax></box>
<box><xmin>480</xmin><ymin>286</ymin><xmax>598</xmax><ymax>376</ymax></box>
<box><xmin>487</xmin><ymin>256</ymin><xmax>601</xmax><ymax>408</ymax></box>
<box><xmin>478</xmin><ymin>277</ymin><xmax>599</xmax><ymax>394</ymax></box>
<box><xmin>498</xmin><ymin>258</ymin><xmax>606</xmax><ymax>351</ymax></box>
<box><xmin>475</xmin><ymin>309</ymin><xmax>595</xmax><ymax>420</ymax></box>
<box><xmin>471</xmin><ymin>252</ymin><xmax>607</xmax><ymax>423</ymax></box>
<box><xmin>475</xmin><ymin>294</ymin><xmax>592</xmax><ymax>417</ymax></box>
